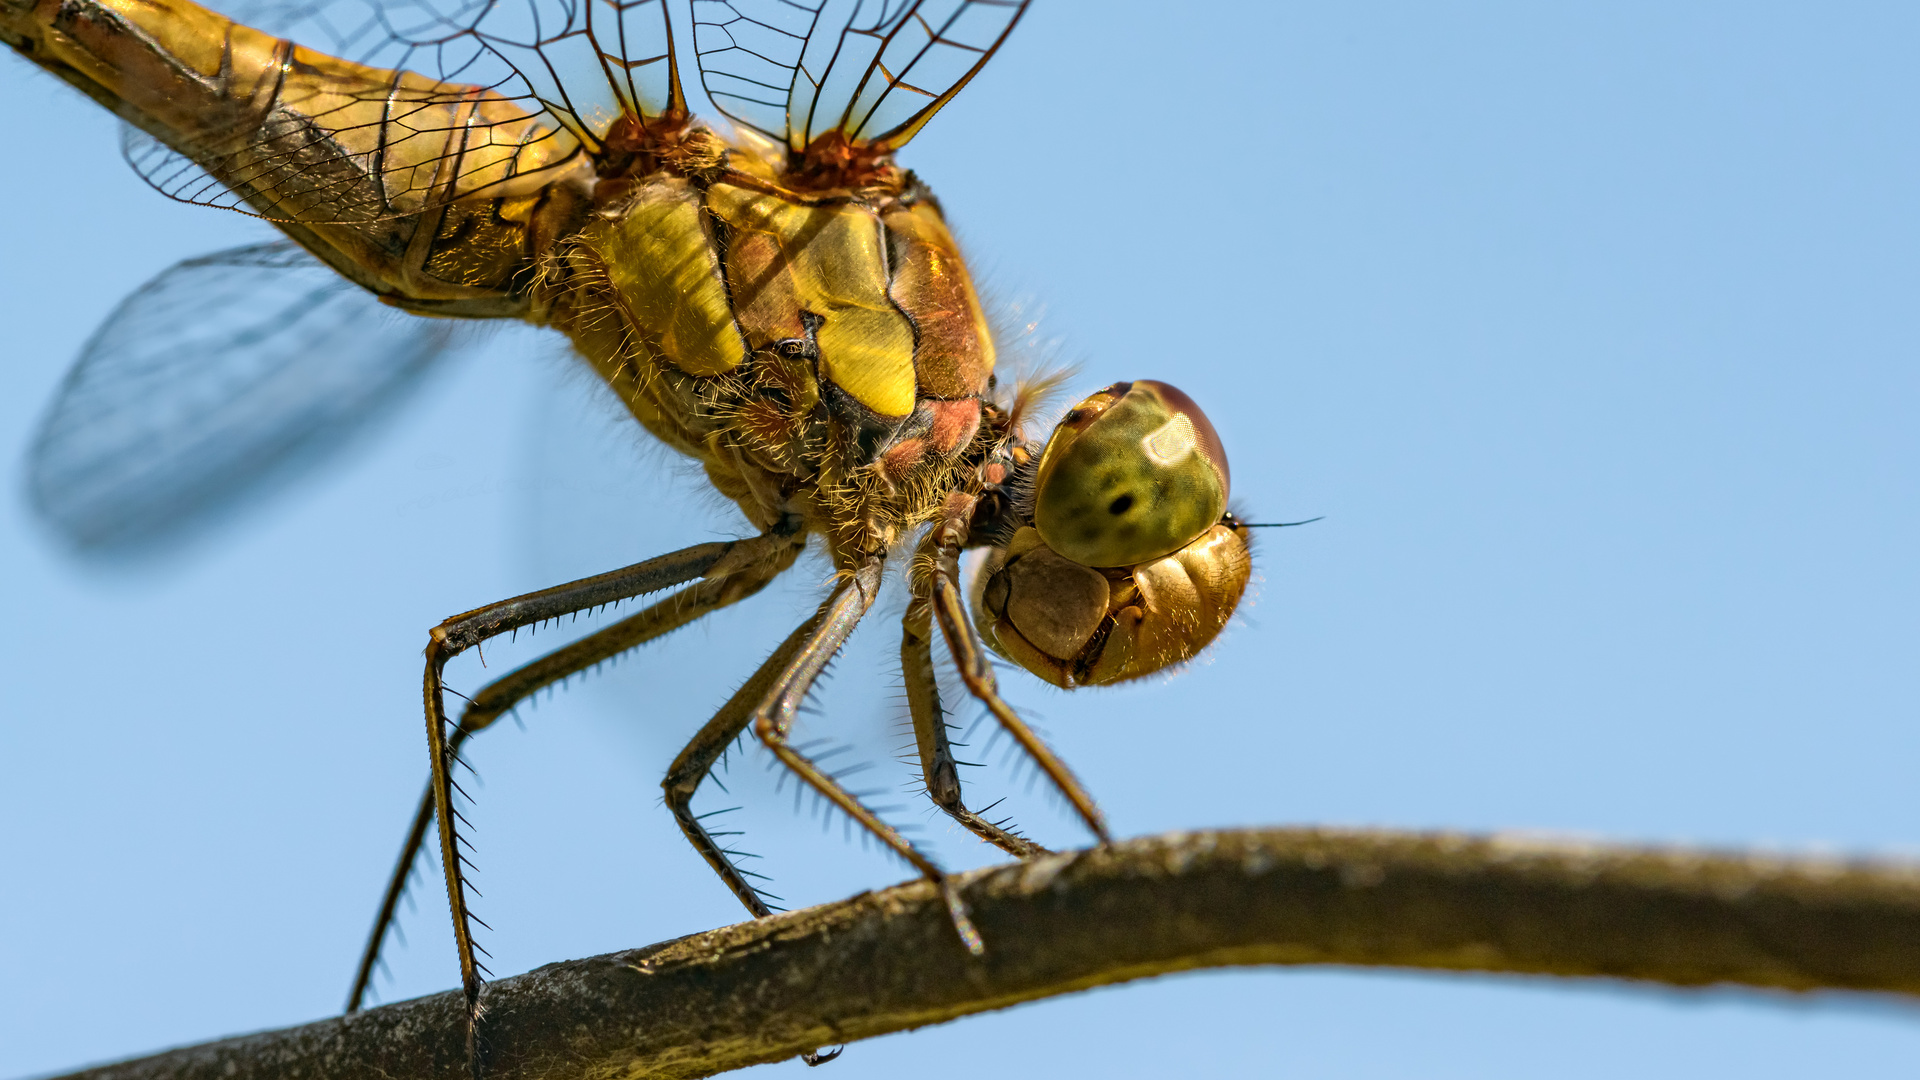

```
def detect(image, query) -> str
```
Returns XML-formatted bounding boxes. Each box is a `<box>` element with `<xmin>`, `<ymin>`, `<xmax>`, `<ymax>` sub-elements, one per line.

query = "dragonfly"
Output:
<box><xmin>3</xmin><ymin>0</ymin><xmax>1260</xmax><ymax>1048</ymax></box>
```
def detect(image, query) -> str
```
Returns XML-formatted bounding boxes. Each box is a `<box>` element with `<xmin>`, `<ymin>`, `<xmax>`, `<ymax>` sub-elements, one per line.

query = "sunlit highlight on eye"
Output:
<box><xmin>1030</xmin><ymin>381</ymin><xmax>1229</xmax><ymax>569</ymax></box>
<box><xmin>1142</xmin><ymin>414</ymin><xmax>1197</xmax><ymax>467</ymax></box>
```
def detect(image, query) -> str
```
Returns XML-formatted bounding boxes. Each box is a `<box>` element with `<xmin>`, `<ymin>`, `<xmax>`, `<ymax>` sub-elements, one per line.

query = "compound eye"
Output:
<box><xmin>1031</xmin><ymin>380</ymin><xmax>1230</xmax><ymax>568</ymax></box>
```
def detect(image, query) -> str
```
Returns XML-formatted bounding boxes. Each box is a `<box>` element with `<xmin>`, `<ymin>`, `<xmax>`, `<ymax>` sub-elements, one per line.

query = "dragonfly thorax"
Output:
<box><xmin>543</xmin><ymin>158</ymin><xmax>1004</xmax><ymax>562</ymax></box>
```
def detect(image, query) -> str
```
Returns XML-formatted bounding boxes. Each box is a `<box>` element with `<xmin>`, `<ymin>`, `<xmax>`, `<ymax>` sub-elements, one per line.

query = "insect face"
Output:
<box><xmin>972</xmin><ymin>382</ymin><xmax>1252</xmax><ymax>687</ymax></box>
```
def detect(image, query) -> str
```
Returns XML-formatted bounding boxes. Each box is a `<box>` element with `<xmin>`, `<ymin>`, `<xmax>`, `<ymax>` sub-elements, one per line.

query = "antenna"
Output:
<box><xmin>1234</xmin><ymin>515</ymin><xmax>1325</xmax><ymax>528</ymax></box>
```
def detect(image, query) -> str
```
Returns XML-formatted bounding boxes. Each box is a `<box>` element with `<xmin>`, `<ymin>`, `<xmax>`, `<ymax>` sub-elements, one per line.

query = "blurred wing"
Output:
<box><xmin>693</xmin><ymin>0</ymin><xmax>1027</xmax><ymax>155</ymax></box>
<box><xmin>27</xmin><ymin>242</ymin><xmax>455</xmax><ymax>556</ymax></box>
<box><xmin>116</xmin><ymin>0</ymin><xmax>685</xmax><ymax>223</ymax></box>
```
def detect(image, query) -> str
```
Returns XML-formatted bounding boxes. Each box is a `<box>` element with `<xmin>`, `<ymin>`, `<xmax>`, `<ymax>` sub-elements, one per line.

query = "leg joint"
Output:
<box><xmin>752</xmin><ymin>705</ymin><xmax>785</xmax><ymax>746</ymax></box>
<box><xmin>662</xmin><ymin>772</ymin><xmax>699</xmax><ymax>802</ymax></box>
<box><xmin>955</xmin><ymin>665</ymin><xmax>996</xmax><ymax>698</ymax></box>
<box><xmin>925</xmin><ymin>768</ymin><xmax>964</xmax><ymax>810</ymax></box>
<box><xmin>425</xmin><ymin>624</ymin><xmax>456</xmax><ymax>665</ymax></box>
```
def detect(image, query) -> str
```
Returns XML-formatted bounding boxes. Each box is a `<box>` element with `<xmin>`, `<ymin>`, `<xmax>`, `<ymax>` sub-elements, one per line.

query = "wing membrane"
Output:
<box><xmin>114</xmin><ymin>0</ymin><xmax>684</xmax><ymax>223</ymax></box>
<box><xmin>693</xmin><ymin>0</ymin><xmax>1027</xmax><ymax>154</ymax></box>
<box><xmin>27</xmin><ymin>242</ymin><xmax>456</xmax><ymax>555</ymax></box>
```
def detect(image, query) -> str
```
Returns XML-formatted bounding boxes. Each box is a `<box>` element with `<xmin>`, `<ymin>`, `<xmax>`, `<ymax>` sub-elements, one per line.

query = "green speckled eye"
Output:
<box><xmin>1031</xmin><ymin>380</ymin><xmax>1229</xmax><ymax>568</ymax></box>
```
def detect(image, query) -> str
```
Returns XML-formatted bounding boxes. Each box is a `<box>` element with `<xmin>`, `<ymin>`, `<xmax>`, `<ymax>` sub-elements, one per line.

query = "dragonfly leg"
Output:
<box><xmin>346</xmin><ymin>783</ymin><xmax>433</xmax><ymax>1014</ymax></box>
<box><xmin>925</xmin><ymin>526</ymin><xmax>1112</xmax><ymax>848</ymax></box>
<box><xmin>661</xmin><ymin>599</ymin><xmax>852</xmax><ymax>1070</ymax></box>
<box><xmin>902</xmin><ymin>548</ymin><xmax>1051</xmax><ymax>858</ymax></box>
<box><xmin>662</xmin><ymin>611</ymin><xmax>825</xmax><ymax>918</ymax></box>
<box><xmin>420</xmin><ymin>526</ymin><xmax>802</xmax><ymax>1057</ymax></box>
<box><xmin>345</xmin><ymin>530</ymin><xmax>803</xmax><ymax>1012</ymax></box>
<box><xmin>749</xmin><ymin>558</ymin><xmax>985</xmax><ymax>956</ymax></box>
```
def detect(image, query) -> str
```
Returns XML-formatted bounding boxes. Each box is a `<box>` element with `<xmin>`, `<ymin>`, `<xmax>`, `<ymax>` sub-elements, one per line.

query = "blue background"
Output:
<box><xmin>4</xmin><ymin>1</ymin><xmax>1919</xmax><ymax>1076</ymax></box>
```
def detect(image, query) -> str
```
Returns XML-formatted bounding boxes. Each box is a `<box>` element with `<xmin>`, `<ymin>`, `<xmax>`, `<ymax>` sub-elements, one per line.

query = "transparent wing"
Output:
<box><xmin>120</xmin><ymin>0</ymin><xmax>684</xmax><ymax>223</ymax></box>
<box><xmin>27</xmin><ymin>242</ymin><xmax>456</xmax><ymax>556</ymax></box>
<box><xmin>692</xmin><ymin>0</ymin><xmax>1028</xmax><ymax>154</ymax></box>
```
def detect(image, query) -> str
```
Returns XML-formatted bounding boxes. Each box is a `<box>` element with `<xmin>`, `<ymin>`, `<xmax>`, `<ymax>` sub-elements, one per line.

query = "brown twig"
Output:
<box><xmin>54</xmin><ymin>827</ymin><xmax>1920</xmax><ymax>1080</ymax></box>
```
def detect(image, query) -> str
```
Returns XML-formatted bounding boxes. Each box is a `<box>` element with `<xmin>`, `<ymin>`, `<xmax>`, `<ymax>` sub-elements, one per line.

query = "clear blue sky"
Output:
<box><xmin>4</xmin><ymin>2</ymin><xmax>1918</xmax><ymax>1076</ymax></box>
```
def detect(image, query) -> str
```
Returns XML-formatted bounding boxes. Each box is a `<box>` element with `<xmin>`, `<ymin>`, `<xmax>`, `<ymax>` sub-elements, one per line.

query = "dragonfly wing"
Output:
<box><xmin>27</xmin><ymin>242</ymin><xmax>456</xmax><ymax>556</ymax></box>
<box><xmin>3</xmin><ymin>0</ymin><xmax>687</xmax><ymax>226</ymax></box>
<box><xmin>215</xmin><ymin>0</ymin><xmax>688</xmax><ymax>128</ymax></box>
<box><xmin>110</xmin><ymin>0</ymin><xmax>687</xmax><ymax>225</ymax></box>
<box><xmin>693</xmin><ymin>0</ymin><xmax>1029</xmax><ymax>155</ymax></box>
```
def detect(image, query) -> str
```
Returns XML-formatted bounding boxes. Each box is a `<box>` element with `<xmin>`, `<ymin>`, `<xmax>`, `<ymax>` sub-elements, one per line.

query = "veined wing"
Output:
<box><xmin>693</xmin><ymin>0</ymin><xmax>1028</xmax><ymax>155</ymax></box>
<box><xmin>27</xmin><ymin>242</ymin><xmax>455</xmax><ymax>555</ymax></box>
<box><xmin>11</xmin><ymin>0</ymin><xmax>684</xmax><ymax>225</ymax></box>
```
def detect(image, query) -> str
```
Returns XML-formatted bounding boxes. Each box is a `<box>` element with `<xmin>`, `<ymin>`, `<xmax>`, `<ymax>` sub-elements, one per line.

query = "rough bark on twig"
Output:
<box><xmin>56</xmin><ymin>827</ymin><xmax>1920</xmax><ymax>1080</ymax></box>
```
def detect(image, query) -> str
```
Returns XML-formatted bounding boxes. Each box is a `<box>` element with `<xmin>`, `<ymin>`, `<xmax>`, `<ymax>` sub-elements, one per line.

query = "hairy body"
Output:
<box><xmin>4</xmin><ymin>0</ymin><xmax>1255</xmax><ymax>1045</ymax></box>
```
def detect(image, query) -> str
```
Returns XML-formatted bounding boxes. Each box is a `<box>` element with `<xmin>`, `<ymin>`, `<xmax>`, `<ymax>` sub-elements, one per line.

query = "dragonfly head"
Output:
<box><xmin>971</xmin><ymin>381</ymin><xmax>1253</xmax><ymax>687</ymax></box>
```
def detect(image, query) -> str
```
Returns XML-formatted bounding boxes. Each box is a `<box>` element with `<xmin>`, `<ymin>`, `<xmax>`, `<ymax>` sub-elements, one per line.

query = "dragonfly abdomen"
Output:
<box><xmin>0</xmin><ymin>0</ymin><xmax>594</xmax><ymax>316</ymax></box>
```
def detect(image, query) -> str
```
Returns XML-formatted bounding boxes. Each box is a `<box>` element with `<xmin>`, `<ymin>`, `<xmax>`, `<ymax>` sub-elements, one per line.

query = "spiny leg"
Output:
<box><xmin>902</xmin><ymin>545</ymin><xmax>1050</xmax><ymax>858</ymax></box>
<box><xmin>662</xmin><ymin>610</ymin><xmax>827</xmax><ymax>919</ymax></box>
<box><xmin>664</xmin><ymin>570</ymin><xmax>891</xmax><ymax>1070</ymax></box>
<box><xmin>421</xmin><ymin>528</ymin><xmax>800</xmax><ymax>1055</ymax></box>
<box><xmin>926</xmin><ymin>515</ymin><xmax>1111</xmax><ymax>846</ymax></box>
<box><xmin>671</xmin><ymin>618</ymin><xmax>845</xmax><ymax>1070</ymax></box>
<box><xmin>346</xmin><ymin>782</ymin><xmax>433</xmax><ymax>1013</ymax></box>
<box><xmin>748</xmin><ymin>558</ymin><xmax>985</xmax><ymax>956</ymax></box>
<box><xmin>345</xmin><ymin>533</ymin><xmax>801</xmax><ymax>1012</ymax></box>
